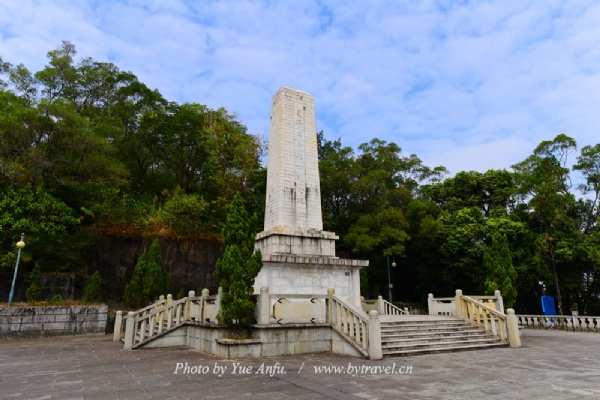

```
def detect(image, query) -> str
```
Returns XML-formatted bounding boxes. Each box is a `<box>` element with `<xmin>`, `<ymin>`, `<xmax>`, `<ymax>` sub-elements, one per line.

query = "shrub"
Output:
<box><xmin>82</xmin><ymin>271</ymin><xmax>102</xmax><ymax>303</ymax></box>
<box><xmin>26</xmin><ymin>262</ymin><xmax>43</xmax><ymax>303</ymax></box>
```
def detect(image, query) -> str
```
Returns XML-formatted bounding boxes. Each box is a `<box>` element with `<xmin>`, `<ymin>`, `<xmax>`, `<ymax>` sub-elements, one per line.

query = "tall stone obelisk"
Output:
<box><xmin>255</xmin><ymin>87</ymin><xmax>368</xmax><ymax>306</ymax></box>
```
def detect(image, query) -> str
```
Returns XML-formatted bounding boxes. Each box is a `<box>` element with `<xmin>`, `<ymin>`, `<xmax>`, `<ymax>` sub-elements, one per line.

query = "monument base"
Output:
<box><xmin>254</xmin><ymin>254</ymin><xmax>368</xmax><ymax>308</ymax></box>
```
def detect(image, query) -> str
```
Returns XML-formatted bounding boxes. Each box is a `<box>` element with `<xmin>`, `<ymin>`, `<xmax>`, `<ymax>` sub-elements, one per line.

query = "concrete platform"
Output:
<box><xmin>1</xmin><ymin>329</ymin><xmax>600</xmax><ymax>399</ymax></box>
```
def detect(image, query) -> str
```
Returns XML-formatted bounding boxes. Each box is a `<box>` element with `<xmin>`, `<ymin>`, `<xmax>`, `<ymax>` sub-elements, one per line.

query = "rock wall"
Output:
<box><xmin>90</xmin><ymin>235</ymin><xmax>222</xmax><ymax>303</ymax></box>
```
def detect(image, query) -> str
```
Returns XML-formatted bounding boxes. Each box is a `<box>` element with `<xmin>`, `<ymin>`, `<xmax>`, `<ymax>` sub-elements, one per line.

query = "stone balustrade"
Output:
<box><xmin>455</xmin><ymin>289</ymin><xmax>521</xmax><ymax>348</ymax></box>
<box><xmin>516</xmin><ymin>313</ymin><xmax>599</xmax><ymax>332</ymax></box>
<box><xmin>428</xmin><ymin>290</ymin><xmax>504</xmax><ymax>316</ymax></box>
<box><xmin>362</xmin><ymin>296</ymin><xmax>409</xmax><ymax>315</ymax></box>
<box><xmin>117</xmin><ymin>288</ymin><xmax>223</xmax><ymax>349</ymax></box>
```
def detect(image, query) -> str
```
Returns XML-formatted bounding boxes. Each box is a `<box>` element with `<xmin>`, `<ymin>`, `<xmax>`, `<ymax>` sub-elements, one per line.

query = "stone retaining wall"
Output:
<box><xmin>0</xmin><ymin>305</ymin><xmax>108</xmax><ymax>338</ymax></box>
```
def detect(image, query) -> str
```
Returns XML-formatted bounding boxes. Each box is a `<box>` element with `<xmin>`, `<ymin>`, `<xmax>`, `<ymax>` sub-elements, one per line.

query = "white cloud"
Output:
<box><xmin>2</xmin><ymin>0</ymin><xmax>600</xmax><ymax>175</ymax></box>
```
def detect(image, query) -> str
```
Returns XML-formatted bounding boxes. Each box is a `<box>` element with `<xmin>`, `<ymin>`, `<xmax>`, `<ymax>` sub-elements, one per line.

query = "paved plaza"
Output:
<box><xmin>1</xmin><ymin>330</ymin><xmax>600</xmax><ymax>400</ymax></box>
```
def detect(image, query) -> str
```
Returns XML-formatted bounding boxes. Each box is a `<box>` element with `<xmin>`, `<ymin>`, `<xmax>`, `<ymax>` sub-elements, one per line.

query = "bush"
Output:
<box><xmin>50</xmin><ymin>294</ymin><xmax>64</xmax><ymax>304</ymax></box>
<box><xmin>82</xmin><ymin>271</ymin><xmax>102</xmax><ymax>303</ymax></box>
<box><xmin>26</xmin><ymin>262</ymin><xmax>43</xmax><ymax>302</ymax></box>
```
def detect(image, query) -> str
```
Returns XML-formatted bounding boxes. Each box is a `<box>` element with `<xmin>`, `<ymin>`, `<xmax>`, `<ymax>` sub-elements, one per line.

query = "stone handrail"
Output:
<box><xmin>255</xmin><ymin>287</ymin><xmax>382</xmax><ymax>359</ymax></box>
<box><xmin>362</xmin><ymin>296</ymin><xmax>409</xmax><ymax>315</ymax></box>
<box><xmin>429</xmin><ymin>290</ymin><xmax>504</xmax><ymax>316</ymax></box>
<box><xmin>517</xmin><ymin>314</ymin><xmax>599</xmax><ymax>332</ymax></box>
<box><xmin>117</xmin><ymin>289</ymin><xmax>223</xmax><ymax>349</ymax></box>
<box><xmin>455</xmin><ymin>290</ymin><xmax>521</xmax><ymax>348</ymax></box>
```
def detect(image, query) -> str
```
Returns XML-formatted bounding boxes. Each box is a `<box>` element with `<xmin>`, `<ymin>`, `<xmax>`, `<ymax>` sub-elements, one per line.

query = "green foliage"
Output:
<box><xmin>484</xmin><ymin>233</ymin><xmax>518</xmax><ymax>308</ymax></box>
<box><xmin>124</xmin><ymin>255</ymin><xmax>147</xmax><ymax>308</ymax></box>
<box><xmin>158</xmin><ymin>188</ymin><xmax>211</xmax><ymax>235</ymax></box>
<box><xmin>50</xmin><ymin>294</ymin><xmax>64</xmax><ymax>304</ymax></box>
<box><xmin>124</xmin><ymin>239</ymin><xmax>170</xmax><ymax>308</ymax></box>
<box><xmin>177</xmin><ymin>287</ymin><xmax>186</xmax><ymax>300</ymax></box>
<box><xmin>0</xmin><ymin>185</ymin><xmax>81</xmax><ymax>271</ymax></box>
<box><xmin>143</xmin><ymin>239</ymin><xmax>171</xmax><ymax>302</ymax></box>
<box><xmin>26</xmin><ymin>263</ymin><xmax>43</xmax><ymax>303</ymax></box>
<box><xmin>82</xmin><ymin>271</ymin><xmax>102</xmax><ymax>303</ymax></box>
<box><xmin>215</xmin><ymin>193</ymin><xmax>262</xmax><ymax>328</ymax></box>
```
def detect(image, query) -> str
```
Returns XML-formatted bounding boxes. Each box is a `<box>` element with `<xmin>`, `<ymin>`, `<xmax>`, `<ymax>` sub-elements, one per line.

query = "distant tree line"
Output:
<box><xmin>2</xmin><ymin>42</ymin><xmax>599</xmax><ymax>314</ymax></box>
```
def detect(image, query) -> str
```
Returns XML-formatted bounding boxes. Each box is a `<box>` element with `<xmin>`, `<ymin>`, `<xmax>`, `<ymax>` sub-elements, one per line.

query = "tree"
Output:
<box><xmin>0</xmin><ymin>185</ymin><xmax>81</xmax><ymax>272</ymax></box>
<box><xmin>123</xmin><ymin>254</ymin><xmax>147</xmax><ymax>308</ymax></box>
<box><xmin>512</xmin><ymin>134</ymin><xmax>578</xmax><ymax>315</ymax></box>
<box><xmin>124</xmin><ymin>239</ymin><xmax>170</xmax><ymax>308</ymax></box>
<box><xmin>142</xmin><ymin>239</ymin><xmax>171</xmax><ymax>302</ymax></box>
<box><xmin>484</xmin><ymin>232</ymin><xmax>518</xmax><ymax>308</ymax></box>
<box><xmin>215</xmin><ymin>193</ymin><xmax>262</xmax><ymax>332</ymax></box>
<box><xmin>82</xmin><ymin>271</ymin><xmax>102</xmax><ymax>303</ymax></box>
<box><xmin>26</xmin><ymin>262</ymin><xmax>43</xmax><ymax>303</ymax></box>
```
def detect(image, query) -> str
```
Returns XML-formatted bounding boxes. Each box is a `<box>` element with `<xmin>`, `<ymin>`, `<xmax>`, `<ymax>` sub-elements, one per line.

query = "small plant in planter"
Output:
<box><xmin>215</xmin><ymin>193</ymin><xmax>262</xmax><ymax>339</ymax></box>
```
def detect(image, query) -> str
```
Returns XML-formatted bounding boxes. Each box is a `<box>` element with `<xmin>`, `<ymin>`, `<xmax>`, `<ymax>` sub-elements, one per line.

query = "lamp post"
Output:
<box><xmin>8</xmin><ymin>233</ymin><xmax>25</xmax><ymax>307</ymax></box>
<box><xmin>386</xmin><ymin>256</ymin><xmax>396</xmax><ymax>303</ymax></box>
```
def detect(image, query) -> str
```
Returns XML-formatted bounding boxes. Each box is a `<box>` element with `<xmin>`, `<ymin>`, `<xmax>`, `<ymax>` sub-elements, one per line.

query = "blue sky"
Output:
<box><xmin>1</xmin><ymin>0</ymin><xmax>599</xmax><ymax>177</ymax></box>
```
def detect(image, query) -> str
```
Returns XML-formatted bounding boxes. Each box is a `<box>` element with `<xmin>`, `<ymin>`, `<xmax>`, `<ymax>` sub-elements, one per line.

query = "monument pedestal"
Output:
<box><xmin>255</xmin><ymin>231</ymin><xmax>367</xmax><ymax>307</ymax></box>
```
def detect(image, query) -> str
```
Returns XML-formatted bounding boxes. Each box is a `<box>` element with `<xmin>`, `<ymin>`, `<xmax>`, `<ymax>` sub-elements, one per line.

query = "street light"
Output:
<box><xmin>8</xmin><ymin>233</ymin><xmax>25</xmax><ymax>307</ymax></box>
<box><xmin>387</xmin><ymin>256</ymin><xmax>396</xmax><ymax>303</ymax></box>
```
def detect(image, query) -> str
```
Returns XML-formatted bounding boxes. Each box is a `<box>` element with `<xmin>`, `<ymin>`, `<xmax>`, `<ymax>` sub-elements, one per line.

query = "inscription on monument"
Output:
<box><xmin>294</xmin><ymin>101</ymin><xmax>307</xmax><ymax>226</ymax></box>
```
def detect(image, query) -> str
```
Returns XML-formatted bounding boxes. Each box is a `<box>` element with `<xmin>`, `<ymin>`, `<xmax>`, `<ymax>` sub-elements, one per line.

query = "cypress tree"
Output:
<box><xmin>26</xmin><ymin>262</ymin><xmax>43</xmax><ymax>303</ymax></box>
<box><xmin>484</xmin><ymin>232</ymin><xmax>518</xmax><ymax>308</ymax></box>
<box><xmin>124</xmin><ymin>239</ymin><xmax>170</xmax><ymax>308</ymax></box>
<box><xmin>215</xmin><ymin>193</ymin><xmax>262</xmax><ymax>333</ymax></box>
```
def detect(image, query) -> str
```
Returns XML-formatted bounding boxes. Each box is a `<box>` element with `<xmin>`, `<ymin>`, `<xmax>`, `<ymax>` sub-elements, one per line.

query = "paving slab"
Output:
<box><xmin>1</xmin><ymin>329</ymin><xmax>600</xmax><ymax>399</ymax></box>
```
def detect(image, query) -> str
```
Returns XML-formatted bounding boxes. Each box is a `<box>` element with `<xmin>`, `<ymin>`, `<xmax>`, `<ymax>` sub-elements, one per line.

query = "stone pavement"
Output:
<box><xmin>1</xmin><ymin>330</ymin><xmax>600</xmax><ymax>400</ymax></box>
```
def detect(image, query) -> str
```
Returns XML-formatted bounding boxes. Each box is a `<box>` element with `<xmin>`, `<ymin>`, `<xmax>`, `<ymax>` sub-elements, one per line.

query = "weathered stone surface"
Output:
<box><xmin>255</xmin><ymin>87</ymin><xmax>367</xmax><ymax>307</ymax></box>
<box><xmin>0</xmin><ymin>305</ymin><xmax>108</xmax><ymax>338</ymax></box>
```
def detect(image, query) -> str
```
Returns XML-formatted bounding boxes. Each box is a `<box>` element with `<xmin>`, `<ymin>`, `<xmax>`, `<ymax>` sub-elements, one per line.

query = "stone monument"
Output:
<box><xmin>254</xmin><ymin>87</ymin><xmax>368</xmax><ymax>307</ymax></box>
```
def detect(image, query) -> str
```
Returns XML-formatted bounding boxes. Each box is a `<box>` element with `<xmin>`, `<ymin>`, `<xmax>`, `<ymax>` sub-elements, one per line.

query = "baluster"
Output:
<box><xmin>498</xmin><ymin>318</ymin><xmax>506</xmax><ymax>341</ymax></box>
<box><xmin>582</xmin><ymin>318</ymin><xmax>589</xmax><ymax>332</ymax></box>
<box><xmin>362</xmin><ymin>321</ymin><xmax>367</xmax><ymax>349</ymax></box>
<box><xmin>483</xmin><ymin>310</ymin><xmax>489</xmax><ymax>332</ymax></box>
<box><xmin>140</xmin><ymin>318</ymin><xmax>147</xmax><ymax>342</ymax></box>
<box><xmin>593</xmin><ymin>318</ymin><xmax>599</xmax><ymax>333</ymax></box>
<box><xmin>172</xmin><ymin>303</ymin><xmax>178</xmax><ymax>325</ymax></box>
<box><xmin>336</xmin><ymin>302</ymin><xmax>342</xmax><ymax>329</ymax></box>
<box><xmin>149</xmin><ymin>314</ymin><xmax>156</xmax><ymax>337</ymax></box>
<box><xmin>490</xmin><ymin>315</ymin><xmax>497</xmax><ymax>336</ymax></box>
<box><xmin>167</xmin><ymin>307</ymin><xmax>173</xmax><ymax>329</ymax></box>
<box><xmin>158</xmin><ymin>307</ymin><xmax>164</xmax><ymax>334</ymax></box>
<box><xmin>567</xmin><ymin>317</ymin><xmax>573</xmax><ymax>331</ymax></box>
<box><xmin>349</xmin><ymin>313</ymin><xmax>355</xmax><ymax>340</ymax></box>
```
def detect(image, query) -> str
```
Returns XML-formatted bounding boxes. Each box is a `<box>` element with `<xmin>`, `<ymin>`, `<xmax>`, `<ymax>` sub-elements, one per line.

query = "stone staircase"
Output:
<box><xmin>380</xmin><ymin>315</ymin><xmax>509</xmax><ymax>357</ymax></box>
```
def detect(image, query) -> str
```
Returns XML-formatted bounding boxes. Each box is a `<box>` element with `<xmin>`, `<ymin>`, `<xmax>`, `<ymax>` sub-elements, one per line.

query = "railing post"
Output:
<box><xmin>495</xmin><ymin>290</ymin><xmax>504</xmax><ymax>313</ymax></box>
<box><xmin>257</xmin><ymin>286</ymin><xmax>270</xmax><ymax>325</ymax></box>
<box><xmin>123</xmin><ymin>312</ymin><xmax>135</xmax><ymax>350</ymax></box>
<box><xmin>572</xmin><ymin>311</ymin><xmax>580</xmax><ymax>331</ymax></box>
<box><xmin>404</xmin><ymin>307</ymin><xmax>409</xmax><ymax>315</ymax></box>
<box><xmin>167</xmin><ymin>294</ymin><xmax>173</xmax><ymax>306</ymax></box>
<box><xmin>200</xmin><ymin>289</ymin><xmax>209</xmax><ymax>321</ymax></box>
<box><xmin>326</xmin><ymin>288</ymin><xmax>335</xmax><ymax>324</ymax></box>
<box><xmin>367</xmin><ymin>310</ymin><xmax>383</xmax><ymax>360</ymax></box>
<box><xmin>216</xmin><ymin>287</ymin><xmax>223</xmax><ymax>316</ymax></box>
<box><xmin>455</xmin><ymin>290</ymin><xmax>463</xmax><ymax>319</ymax></box>
<box><xmin>428</xmin><ymin>293</ymin><xmax>434</xmax><ymax>315</ymax></box>
<box><xmin>113</xmin><ymin>311</ymin><xmax>123</xmax><ymax>342</ymax></box>
<box><xmin>506</xmin><ymin>308</ymin><xmax>521</xmax><ymax>348</ymax></box>
<box><xmin>377</xmin><ymin>295</ymin><xmax>385</xmax><ymax>315</ymax></box>
<box><xmin>184</xmin><ymin>291</ymin><xmax>194</xmax><ymax>321</ymax></box>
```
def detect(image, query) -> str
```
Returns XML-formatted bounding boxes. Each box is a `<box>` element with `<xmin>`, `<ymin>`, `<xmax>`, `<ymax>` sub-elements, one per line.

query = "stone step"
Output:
<box><xmin>382</xmin><ymin>330</ymin><xmax>490</xmax><ymax>340</ymax></box>
<box><xmin>383</xmin><ymin>341</ymin><xmax>509</xmax><ymax>357</ymax></box>
<box><xmin>381</xmin><ymin>325</ymin><xmax>482</xmax><ymax>334</ymax></box>
<box><xmin>382</xmin><ymin>336</ymin><xmax>500</xmax><ymax>348</ymax></box>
